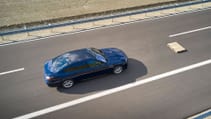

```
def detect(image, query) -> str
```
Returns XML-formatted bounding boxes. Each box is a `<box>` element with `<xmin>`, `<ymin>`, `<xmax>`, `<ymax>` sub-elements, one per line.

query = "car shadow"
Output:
<box><xmin>57</xmin><ymin>58</ymin><xmax>147</xmax><ymax>94</ymax></box>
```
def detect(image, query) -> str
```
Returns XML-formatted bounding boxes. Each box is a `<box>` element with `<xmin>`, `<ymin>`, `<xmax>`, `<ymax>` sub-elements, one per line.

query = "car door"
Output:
<box><xmin>62</xmin><ymin>62</ymin><xmax>90</xmax><ymax>81</ymax></box>
<box><xmin>85</xmin><ymin>59</ymin><xmax>109</xmax><ymax>77</ymax></box>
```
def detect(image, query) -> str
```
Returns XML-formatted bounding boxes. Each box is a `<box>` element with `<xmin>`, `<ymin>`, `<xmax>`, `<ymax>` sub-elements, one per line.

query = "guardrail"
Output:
<box><xmin>0</xmin><ymin>0</ymin><xmax>210</xmax><ymax>36</ymax></box>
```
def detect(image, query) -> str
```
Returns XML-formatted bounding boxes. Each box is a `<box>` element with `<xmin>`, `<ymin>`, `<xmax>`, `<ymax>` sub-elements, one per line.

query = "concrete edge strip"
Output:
<box><xmin>1</xmin><ymin>7</ymin><xmax>211</xmax><ymax>47</ymax></box>
<box><xmin>1</xmin><ymin>0</ymin><xmax>210</xmax><ymax>36</ymax></box>
<box><xmin>13</xmin><ymin>59</ymin><xmax>211</xmax><ymax>119</ymax></box>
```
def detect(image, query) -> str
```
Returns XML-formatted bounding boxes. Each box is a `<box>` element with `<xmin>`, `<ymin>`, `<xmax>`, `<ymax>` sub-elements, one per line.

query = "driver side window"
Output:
<box><xmin>87</xmin><ymin>60</ymin><xmax>103</xmax><ymax>68</ymax></box>
<box><xmin>63</xmin><ymin>63</ymin><xmax>89</xmax><ymax>73</ymax></box>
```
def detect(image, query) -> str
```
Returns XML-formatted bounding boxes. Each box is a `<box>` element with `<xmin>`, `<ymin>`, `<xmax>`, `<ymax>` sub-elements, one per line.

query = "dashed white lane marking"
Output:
<box><xmin>0</xmin><ymin>68</ymin><xmax>24</xmax><ymax>76</ymax></box>
<box><xmin>13</xmin><ymin>59</ymin><xmax>211</xmax><ymax>119</ymax></box>
<box><xmin>169</xmin><ymin>26</ymin><xmax>211</xmax><ymax>37</ymax></box>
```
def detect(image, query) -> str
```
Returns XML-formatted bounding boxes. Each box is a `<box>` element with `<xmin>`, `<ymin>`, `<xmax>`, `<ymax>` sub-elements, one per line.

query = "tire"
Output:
<box><xmin>113</xmin><ymin>65</ymin><xmax>123</xmax><ymax>74</ymax></box>
<box><xmin>62</xmin><ymin>79</ymin><xmax>74</xmax><ymax>88</ymax></box>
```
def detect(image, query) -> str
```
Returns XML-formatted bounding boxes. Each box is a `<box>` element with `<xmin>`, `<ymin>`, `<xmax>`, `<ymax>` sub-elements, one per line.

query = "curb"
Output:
<box><xmin>0</xmin><ymin>0</ymin><xmax>210</xmax><ymax>36</ymax></box>
<box><xmin>0</xmin><ymin>1</ymin><xmax>211</xmax><ymax>46</ymax></box>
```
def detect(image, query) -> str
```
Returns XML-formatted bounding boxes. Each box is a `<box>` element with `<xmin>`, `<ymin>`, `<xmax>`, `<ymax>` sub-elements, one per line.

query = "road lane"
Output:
<box><xmin>0</xmin><ymin>9</ymin><xmax>210</xmax><ymax>119</ymax></box>
<box><xmin>14</xmin><ymin>59</ymin><xmax>211</xmax><ymax>119</ymax></box>
<box><xmin>39</xmin><ymin>63</ymin><xmax>211</xmax><ymax>119</ymax></box>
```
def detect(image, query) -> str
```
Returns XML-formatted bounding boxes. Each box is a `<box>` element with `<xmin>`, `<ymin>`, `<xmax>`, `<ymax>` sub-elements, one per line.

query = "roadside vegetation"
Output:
<box><xmin>0</xmin><ymin>0</ymin><xmax>192</xmax><ymax>30</ymax></box>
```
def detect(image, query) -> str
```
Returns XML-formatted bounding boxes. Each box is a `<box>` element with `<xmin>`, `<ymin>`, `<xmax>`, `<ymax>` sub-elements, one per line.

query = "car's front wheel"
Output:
<box><xmin>62</xmin><ymin>79</ymin><xmax>74</xmax><ymax>88</ymax></box>
<box><xmin>113</xmin><ymin>65</ymin><xmax>123</xmax><ymax>74</ymax></box>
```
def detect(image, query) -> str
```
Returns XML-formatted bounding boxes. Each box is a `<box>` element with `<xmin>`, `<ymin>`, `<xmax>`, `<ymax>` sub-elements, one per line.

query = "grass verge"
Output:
<box><xmin>0</xmin><ymin>0</ymin><xmax>193</xmax><ymax>31</ymax></box>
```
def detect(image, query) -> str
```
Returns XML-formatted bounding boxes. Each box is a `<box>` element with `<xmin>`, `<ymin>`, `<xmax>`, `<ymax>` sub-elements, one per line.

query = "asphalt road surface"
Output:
<box><xmin>0</xmin><ymin>9</ymin><xmax>211</xmax><ymax>119</ymax></box>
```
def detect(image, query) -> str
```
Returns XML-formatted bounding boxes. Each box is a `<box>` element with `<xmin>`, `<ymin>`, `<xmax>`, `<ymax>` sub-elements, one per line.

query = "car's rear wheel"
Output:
<box><xmin>62</xmin><ymin>79</ymin><xmax>74</xmax><ymax>88</ymax></box>
<box><xmin>113</xmin><ymin>65</ymin><xmax>123</xmax><ymax>74</ymax></box>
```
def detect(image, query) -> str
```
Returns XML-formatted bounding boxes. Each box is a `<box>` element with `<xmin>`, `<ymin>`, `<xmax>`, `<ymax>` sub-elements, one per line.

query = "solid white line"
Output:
<box><xmin>0</xmin><ymin>68</ymin><xmax>24</xmax><ymax>76</ymax></box>
<box><xmin>169</xmin><ymin>26</ymin><xmax>211</xmax><ymax>37</ymax></box>
<box><xmin>13</xmin><ymin>59</ymin><xmax>211</xmax><ymax>119</ymax></box>
<box><xmin>188</xmin><ymin>109</ymin><xmax>211</xmax><ymax>119</ymax></box>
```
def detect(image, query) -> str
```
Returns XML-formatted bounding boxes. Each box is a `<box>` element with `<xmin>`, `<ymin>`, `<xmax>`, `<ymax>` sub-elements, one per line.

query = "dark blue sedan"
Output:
<box><xmin>44</xmin><ymin>47</ymin><xmax>128</xmax><ymax>88</ymax></box>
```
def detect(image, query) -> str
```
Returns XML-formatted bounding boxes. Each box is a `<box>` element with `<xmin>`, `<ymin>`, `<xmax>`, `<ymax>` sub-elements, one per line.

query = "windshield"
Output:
<box><xmin>87</xmin><ymin>48</ymin><xmax>107</xmax><ymax>62</ymax></box>
<box><xmin>50</xmin><ymin>53</ymin><xmax>71</xmax><ymax>73</ymax></box>
<box><xmin>91</xmin><ymin>48</ymin><xmax>104</xmax><ymax>55</ymax></box>
<box><xmin>88</xmin><ymin>48</ymin><xmax>105</xmax><ymax>57</ymax></box>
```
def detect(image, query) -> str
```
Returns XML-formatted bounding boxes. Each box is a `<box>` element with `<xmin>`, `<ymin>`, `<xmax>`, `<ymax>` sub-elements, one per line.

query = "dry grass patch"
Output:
<box><xmin>0</xmin><ymin>0</ymin><xmax>176</xmax><ymax>27</ymax></box>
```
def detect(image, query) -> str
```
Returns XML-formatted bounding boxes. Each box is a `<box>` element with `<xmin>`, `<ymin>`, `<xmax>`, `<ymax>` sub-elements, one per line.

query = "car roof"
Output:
<box><xmin>57</xmin><ymin>48</ymin><xmax>94</xmax><ymax>64</ymax></box>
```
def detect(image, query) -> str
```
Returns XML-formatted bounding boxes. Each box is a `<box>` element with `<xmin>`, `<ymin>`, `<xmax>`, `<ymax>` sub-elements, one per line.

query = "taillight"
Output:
<box><xmin>46</xmin><ymin>76</ymin><xmax>53</xmax><ymax>80</ymax></box>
